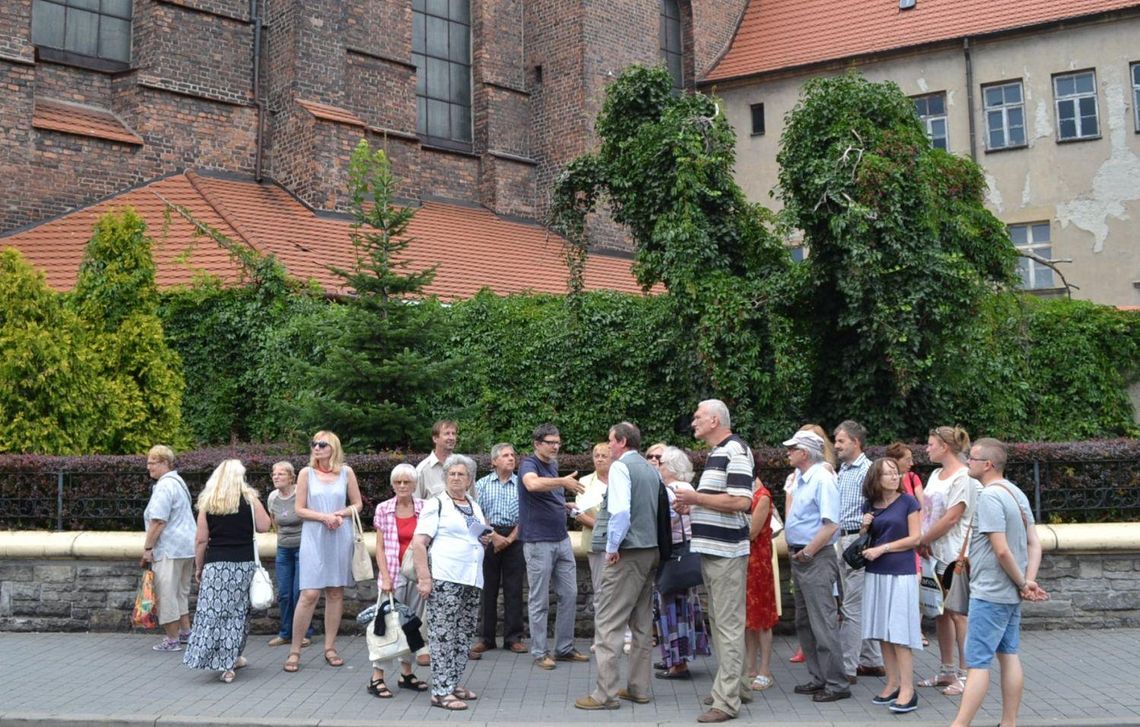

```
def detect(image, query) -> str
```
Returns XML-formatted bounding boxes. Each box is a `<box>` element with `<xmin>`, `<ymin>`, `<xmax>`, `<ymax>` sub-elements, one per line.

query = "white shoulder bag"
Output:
<box><xmin>249</xmin><ymin>497</ymin><xmax>275</xmax><ymax>610</ymax></box>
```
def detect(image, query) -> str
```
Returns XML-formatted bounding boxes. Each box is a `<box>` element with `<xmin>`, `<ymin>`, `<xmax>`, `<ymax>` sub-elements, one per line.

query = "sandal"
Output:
<box><xmin>431</xmin><ymin>694</ymin><xmax>468</xmax><ymax>711</ymax></box>
<box><xmin>220</xmin><ymin>670</ymin><xmax>235</xmax><ymax>684</ymax></box>
<box><xmin>283</xmin><ymin>652</ymin><xmax>301</xmax><ymax>673</ymax></box>
<box><xmin>452</xmin><ymin>686</ymin><xmax>478</xmax><ymax>700</ymax></box>
<box><xmin>750</xmin><ymin>675</ymin><xmax>774</xmax><ymax>691</ymax></box>
<box><xmin>234</xmin><ymin>657</ymin><xmax>248</xmax><ymax>670</ymax></box>
<box><xmin>367</xmin><ymin>677</ymin><xmax>393</xmax><ymax>699</ymax></box>
<box><xmin>324</xmin><ymin>648</ymin><xmax>344</xmax><ymax>667</ymax></box>
<box><xmin>918</xmin><ymin>667</ymin><xmax>956</xmax><ymax>688</ymax></box>
<box><xmin>398</xmin><ymin>673</ymin><xmax>429</xmax><ymax>692</ymax></box>
<box><xmin>942</xmin><ymin>672</ymin><xmax>968</xmax><ymax>696</ymax></box>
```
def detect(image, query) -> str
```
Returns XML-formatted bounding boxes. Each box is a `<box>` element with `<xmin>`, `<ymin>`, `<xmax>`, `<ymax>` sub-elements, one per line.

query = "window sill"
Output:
<box><xmin>35</xmin><ymin>46</ymin><xmax>131</xmax><ymax>74</ymax></box>
<box><xmin>1021</xmin><ymin>286</ymin><xmax>1068</xmax><ymax>297</ymax></box>
<box><xmin>420</xmin><ymin>139</ymin><xmax>477</xmax><ymax>158</ymax></box>
<box><xmin>1056</xmin><ymin>135</ymin><xmax>1102</xmax><ymax>144</ymax></box>
<box><xmin>984</xmin><ymin>143</ymin><xmax>1029</xmax><ymax>155</ymax></box>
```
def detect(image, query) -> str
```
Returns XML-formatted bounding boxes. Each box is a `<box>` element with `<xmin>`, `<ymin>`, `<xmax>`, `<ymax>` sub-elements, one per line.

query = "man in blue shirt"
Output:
<box><xmin>472</xmin><ymin>443</ymin><xmax>527</xmax><ymax>658</ymax></box>
<box><xmin>784</xmin><ymin>429</ymin><xmax>850</xmax><ymax>703</ymax></box>
<box><xmin>519</xmin><ymin>423</ymin><xmax>587</xmax><ymax>670</ymax></box>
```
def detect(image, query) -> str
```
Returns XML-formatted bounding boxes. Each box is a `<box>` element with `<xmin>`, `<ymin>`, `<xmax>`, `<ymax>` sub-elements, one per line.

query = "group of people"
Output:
<box><xmin>138</xmin><ymin>403</ymin><xmax>1047</xmax><ymax>725</ymax></box>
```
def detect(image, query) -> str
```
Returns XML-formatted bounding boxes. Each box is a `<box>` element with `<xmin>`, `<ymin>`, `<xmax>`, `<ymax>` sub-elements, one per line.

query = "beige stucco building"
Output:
<box><xmin>702</xmin><ymin>1</ymin><xmax>1140</xmax><ymax>306</ymax></box>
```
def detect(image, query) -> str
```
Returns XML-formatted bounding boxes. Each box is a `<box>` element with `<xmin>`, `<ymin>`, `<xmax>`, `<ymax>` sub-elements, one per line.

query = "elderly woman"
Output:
<box><xmin>366</xmin><ymin>463</ymin><xmax>428</xmax><ymax>698</ymax></box>
<box><xmin>284</xmin><ymin>430</ymin><xmax>364</xmax><ymax>673</ymax></box>
<box><xmin>412</xmin><ymin>454</ymin><xmax>491</xmax><ymax>711</ymax></box>
<box><xmin>140</xmin><ymin>445</ymin><xmax>197</xmax><ymax>652</ymax></box>
<box><xmin>182</xmin><ymin>459</ymin><xmax>270</xmax><ymax>683</ymax></box>
<box><xmin>572</xmin><ymin>442</ymin><xmax>612</xmax><ymax>615</ymax></box>
<box><xmin>653</xmin><ymin>446</ymin><xmax>711</xmax><ymax>680</ymax></box>
<box><xmin>267</xmin><ymin>461</ymin><xmax>312</xmax><ymax>647</ymax></box>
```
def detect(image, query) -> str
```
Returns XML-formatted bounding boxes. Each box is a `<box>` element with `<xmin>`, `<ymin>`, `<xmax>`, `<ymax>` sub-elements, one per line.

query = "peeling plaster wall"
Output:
<box><xmin>710</xmin><ymin>12</ymin><xmax>1140</xmax><ymax>305</ymax></box>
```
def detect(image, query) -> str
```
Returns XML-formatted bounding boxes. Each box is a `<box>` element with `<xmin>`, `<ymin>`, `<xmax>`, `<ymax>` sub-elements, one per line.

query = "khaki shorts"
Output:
<box><xmin>152</xmin><ymin>557</ymin><xmax>194</xmax><ymax>625</ymax></box>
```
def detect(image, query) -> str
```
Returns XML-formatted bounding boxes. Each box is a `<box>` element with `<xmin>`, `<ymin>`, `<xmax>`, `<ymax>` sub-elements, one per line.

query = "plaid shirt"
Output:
<box><xmin>837</xmin><ymin>452</ymin><xmax>870</xmax><ymax>531</ymax></box>
<box><xmin>373</xmin><ymin>496</ymin><xmax>424</xmax><ymax>583</ymax></box>
<box><xmin>474</xmin><ymin>471</ymin><xmax>520</xmax><ymax>528</ymax></box>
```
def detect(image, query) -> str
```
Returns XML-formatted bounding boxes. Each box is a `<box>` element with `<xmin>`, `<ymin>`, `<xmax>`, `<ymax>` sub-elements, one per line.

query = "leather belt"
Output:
<box><xmin>843</xmin><ymin>528</ymin><xmax>861</xmax><ymax>536</ymax></box>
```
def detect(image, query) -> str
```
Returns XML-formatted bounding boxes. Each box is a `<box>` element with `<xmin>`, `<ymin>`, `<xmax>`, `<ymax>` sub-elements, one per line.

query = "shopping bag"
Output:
<box><xmin>919</xmin><ymin>556</ymin><xmax>944</xmax><ymax>619</ymax></box>
<box><xmin>366</xmin><ymin>594</ymin><xmax>411</xmax><ymax>662</ymax></box>
<box><xmin>131</xmin><ymin>568</ymin><xmax>159</xmax><ymax>629</ymax></box>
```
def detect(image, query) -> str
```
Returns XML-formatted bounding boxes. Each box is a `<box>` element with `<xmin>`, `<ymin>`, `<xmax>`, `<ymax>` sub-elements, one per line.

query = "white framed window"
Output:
<box><xmin>983</xmin><ymin>81</ymin><xmax>1026</xmax><ymax>151</ymax></box>
<box><xmin>1053</xmin><ymin>70</ymin><xmax>1099</xmax><ymax>141</ymax></box>
<box><xmin>32</xmin><ymin>0</ymin><xmax>132</xmax><ymax>64</ymax></box>
<box><xmin>1010</xmin><ymin>222</ymin><xmax>1054</xmax><ymax>290</ymax></box>
<box><xmin>913</xmin><ymin>92</ymin><xmax>948</xmax><ymax>151</ymax></box>
<box><xmin>660</xmin><ymin>0</ymin><xmax>684</xmax><ymax>91</ymax></box>
<box><xmin>1131</xmin><ymin>63</ymin><xmax>1140</xmax><ymax>133</ymax></box>
<box><xmin>412</xmin><ymin>0</ymin><xmax>472</xmax><ymax>148</ymax></box>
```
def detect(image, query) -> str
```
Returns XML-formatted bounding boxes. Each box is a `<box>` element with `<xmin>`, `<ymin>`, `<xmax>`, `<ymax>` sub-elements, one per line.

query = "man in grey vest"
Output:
<box><xmin>574</xmin><ymin>421</ymin><xmax>661</xmax><ymax>710</ymax></box>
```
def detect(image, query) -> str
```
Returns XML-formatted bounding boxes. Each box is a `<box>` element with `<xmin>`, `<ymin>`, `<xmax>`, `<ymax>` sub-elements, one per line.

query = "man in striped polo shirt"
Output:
<box><xmin>673</xmin><ymin>399</ymin><xmax>754</xmax><ymax>723</ymax></box>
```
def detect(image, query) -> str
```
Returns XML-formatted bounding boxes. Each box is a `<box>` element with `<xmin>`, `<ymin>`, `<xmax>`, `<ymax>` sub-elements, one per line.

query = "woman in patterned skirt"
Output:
<box><xmin>745</xmin><ymin>478</ymin><xmax>779</xmax><ymax>691</ymax></box>
<box><xmin>183</xmin><ymin>459</ymin><xmax>270</xmax><ymax>683</ymax></box>
<box><xmin>411</xmin><ymin>454</ymin><xmax>491</xmax><ymax>710</ymax></box>
<box><xmin>652</xmin><ymin>446</ymin><xmax>711</xmax><ymax>680</ymax></box>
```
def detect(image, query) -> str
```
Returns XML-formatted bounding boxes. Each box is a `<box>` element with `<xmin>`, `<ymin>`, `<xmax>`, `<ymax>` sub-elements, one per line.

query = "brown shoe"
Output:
<box><xmin>845</xmin><ymin>674</ymin><xmax>858</xmax><ymax>685</ymax></box>
<box><xmin>506</xmin><ymin>642</ymin><xmax>528</xmax><ymax>653</ymax></box>
<box><xmin>471</xmin><ymin>641</ymin><xmax>492</xmax><ymax>654</ymax></box>
<box><xmin>467</xmin><ymin>649</ymin><xmax>482</xmax><ymax>660</ymax></box>
<box><xmin>534</xmin><ymin>656</ymin><xmax>557</xmax><ymax>670</ymax></box>
<box><xmin>696</xmin><ymin>708</ymin><xmax>734</xmax><ymax>723</ymax></box>
<box><xmin>856</xmin><ymin>665</ymin><xmax>887</xmax><ymax>677</ymax></box>
<box><xmin>574</xmin><ymin>696</ymin><xmax>620</xmax><ymax>710</ymax></box>
<box><xmin>555</xmin><ymin>649</ymin><xmax>590</xmax><ymax>662</ymax></box>
<box><xmin>618</xmin><ymin>688</ymin><xmax>651</xmax><ymax>704</ymax></box>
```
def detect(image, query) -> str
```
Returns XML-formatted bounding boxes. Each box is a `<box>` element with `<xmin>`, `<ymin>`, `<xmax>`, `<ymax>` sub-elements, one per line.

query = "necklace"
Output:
<box><xmin>314</xmin><ymin>464</ymin><xmax>334</xmax><ymax>475</ymax></box>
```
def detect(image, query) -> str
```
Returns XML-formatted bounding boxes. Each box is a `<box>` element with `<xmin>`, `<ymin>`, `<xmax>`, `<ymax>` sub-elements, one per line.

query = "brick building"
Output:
<box><xmin>0</xmin><ymin>0</ymin><xmax>746</xmax><ymax>291</ymax></box>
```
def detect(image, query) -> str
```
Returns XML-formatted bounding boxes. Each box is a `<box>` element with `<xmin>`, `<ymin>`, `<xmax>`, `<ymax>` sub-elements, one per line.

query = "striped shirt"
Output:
<box><xmin>474</xmin><ymin>471</ymin><xmax>520</xmax><ymax>527</ymax></box>
<box><xmin>837</xmin><ymin>453</ymin><xmax>870</xmax><ymax>531</ymax></box>
<box><xmin>690</xmin><ymin>434</ymin><xmax>754</xmax><ymax>558</ymax></box>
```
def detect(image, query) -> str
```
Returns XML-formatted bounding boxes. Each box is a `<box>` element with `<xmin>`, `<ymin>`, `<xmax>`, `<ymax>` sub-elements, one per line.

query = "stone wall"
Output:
<box><xmin>2</xmin><ymin>549</ymin><xmax>1137</xmax><ymax>635</ymax></box>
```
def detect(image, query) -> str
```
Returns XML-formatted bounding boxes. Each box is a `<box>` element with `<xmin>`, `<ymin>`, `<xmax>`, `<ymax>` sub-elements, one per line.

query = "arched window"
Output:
<box><xmin>412</xmin><ymin>0</ymin><xmax>472</xmax><ymax>148</ymax></box>
<box><xmin>659</xmin><ymin>0</ymin><xmax>683</xmax><ymax>91</ymax></box>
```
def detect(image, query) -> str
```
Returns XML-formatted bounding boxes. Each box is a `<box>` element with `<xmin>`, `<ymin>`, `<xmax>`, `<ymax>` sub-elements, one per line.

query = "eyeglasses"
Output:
<box><xmin>541</xmin><ymin>439</ymin><xmax>561</xmax><ymax>446</ymax></box>
<box><xmin>311</xmin><ymin>441</ymin><xmax>331</xmax><ymax>449</ymax></box>
<box><xmin>882</xmin><ymin>472</ymin><xmax>901</xmax><ymax>478</ymax></box>
<box><xmin>967</xmin><ymin>456</ymin><xmax>989</xmax><ymax>463</ymax></box>
<box><xmin>646</xmin><ymin>454</ymin><xmax>662</xmax><ymax>462</ymax></box>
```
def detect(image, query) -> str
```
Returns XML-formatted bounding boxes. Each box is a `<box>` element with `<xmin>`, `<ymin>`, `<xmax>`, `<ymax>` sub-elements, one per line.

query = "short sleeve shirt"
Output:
<box><xmin>969</xmin><ymin>480</ymin><xmax>1034</xmax><ymax>605</ymax></box>
<box><xmin>690</xmin><ymin>434</ymin><xmax>754</xmax><ymax>558</ymax></box>
<box><xmin>923</xmin><ymin>467</ymin><xmax>980</xmax><ymax>565</ymax></box>
<box><xmin>142</xmin><ymin>471</ymin><xmax>196</xmax><ymax>560</ymax></box>
<box><xmin>517</xmin><ymin>455</ymin><xmax>569</xmax><ymax>543</ymax></box>
<box><xmin>785</xmin><ymin>463</ymin><xmax>840</xmax><ymax>547</ymax></box>
<box><xmin>864</xmin><ymin>494</ymin><xmax>920</xmax><ymax>575</ymax></box>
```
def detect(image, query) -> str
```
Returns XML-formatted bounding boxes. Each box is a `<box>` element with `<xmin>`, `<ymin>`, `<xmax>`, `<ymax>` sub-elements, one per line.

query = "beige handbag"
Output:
<box><xmin>351</xmin><ymin>508</ymin><xmax>374</xmax><ymax>582</ymax></box>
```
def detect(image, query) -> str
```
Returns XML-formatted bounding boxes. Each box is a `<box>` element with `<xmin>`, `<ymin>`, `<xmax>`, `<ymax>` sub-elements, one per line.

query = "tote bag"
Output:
<box><xmin>919</xmin><ymin>556</ymin><xmax>945</xmax><ymax>618</ymax></box>
<box><xmin>351</xmin><ymin>508</ymin><xmax>375</xmax><ymax>582</ymax></box>
<box><xmin>249</xmin><ymin>500</ymin><xmax>276</xmax><ymax>610</ymax></box>
<box><xmin>366</xmin><ymin>593</ymin><xmax>412</xmax><ymax>662</ymax></box>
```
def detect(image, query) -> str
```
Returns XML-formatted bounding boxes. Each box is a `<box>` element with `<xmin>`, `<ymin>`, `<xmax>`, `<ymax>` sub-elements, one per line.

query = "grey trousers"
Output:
<box><xmin>590</xmin><ymin>548</ymin><xmax>658</xmax><ymax>703</ymax></box>
<box><xmin>837</xmin><ymin>533</ymin><xmax>883</xmax><ymax>673</ymax></box>
<box><xmin>791</xmin><ymin>550</ymin><xmax>848</xmax><ymax>693</ymax></box>
<box><xmin>523</xmin><ymin>538</ymin><xmax>578</xmax><ymax>659</ymax></box>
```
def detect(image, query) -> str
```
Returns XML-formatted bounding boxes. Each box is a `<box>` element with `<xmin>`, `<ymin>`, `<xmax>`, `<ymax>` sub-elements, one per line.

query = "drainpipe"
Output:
<box><xmin>252</xmin><ymin>0</ymin><xmax>266</xmax><ymax>181</ymax></box>
<box><xmin>964</xmin><ymin>36</ymin><xmax>977</xmax><ymax>162</ymax></box>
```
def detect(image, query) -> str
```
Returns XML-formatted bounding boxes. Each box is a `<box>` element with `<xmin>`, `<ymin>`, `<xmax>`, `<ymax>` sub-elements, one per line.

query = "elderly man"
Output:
<box><xmin>472</xmin><ymin>443</ymin><xmax>527</xmax><ymax>657</ymax></box>
<box><xmin>519</xmin><ymin>423</ymin><xmax>588</xmax><ymax>670</ymax></box>
<box><xmin>140</xmin><ymin>445</ymin><xmax>197</xmax><ymax>652</ymax></box>
<box><xmin>673</xmin><ymin>400</ymin><xmax>753</xmax><ymax>723</ymax></box>
<box><xmin>833</xmin><ymin>419</ymin><xmax>884</xmax><ymax>680</ymax></box>
<box><xmin>784</xmin><ymin>430</ymin><xmax>850</xmax><ymax>703</ymax></box>
<box><xmin>415</xmin><ymin>420</ymin><xmax>458</xmax><ymax>499</ymax></box>
<box><xmin>950</xmin><ymin>438</ymin><xmax>1047</xmax><ymax>727</ymax></box>
<box><xmin>575</xmin><ymin>422</ymin><xmax>660</xmax><ymax>710</ymax></box>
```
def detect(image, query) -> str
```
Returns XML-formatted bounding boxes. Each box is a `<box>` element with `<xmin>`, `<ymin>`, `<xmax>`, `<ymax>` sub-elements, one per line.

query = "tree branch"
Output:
<box><xmin>1018</xmin><ymin>250</ymin><xmax>1077</xmax><ymax>298</ymax></box>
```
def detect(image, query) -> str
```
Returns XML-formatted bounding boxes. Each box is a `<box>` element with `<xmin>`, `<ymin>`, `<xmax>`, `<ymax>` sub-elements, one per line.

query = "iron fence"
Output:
<box><xmin>1</xmin><ymin>458</ymin><xmax>1138</xmax><ymax>531</ymax></box>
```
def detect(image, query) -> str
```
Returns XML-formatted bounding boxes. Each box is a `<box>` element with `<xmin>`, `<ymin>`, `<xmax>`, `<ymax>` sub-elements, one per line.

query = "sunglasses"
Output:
<box><xmin>646</xmin><ymin>454</ymin><xmax>662</xmax><ymax>462</ymax></box>
<box><xmin>311</xmin><ymin>441</ymin><xmax>331</xmax><ymax>449</ymax></box>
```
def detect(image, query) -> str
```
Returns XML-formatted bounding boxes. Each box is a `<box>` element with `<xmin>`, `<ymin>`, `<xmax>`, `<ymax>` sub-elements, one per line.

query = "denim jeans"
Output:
<box><xmin>275</xmin><ymin>546</ymin><xmax>312</xmax><ymax>639</ymax></box>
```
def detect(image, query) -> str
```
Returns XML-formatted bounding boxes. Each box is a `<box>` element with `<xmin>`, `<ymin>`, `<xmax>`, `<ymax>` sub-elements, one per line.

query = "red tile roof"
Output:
<box><xmin>33</xmin><ymin>98</ymin><xmax>143</xmax><ymax>145</ymax></box>
<box><xmin>705</xmin><ymin>0</ymin><xmax>1140</xmax><ymax>82</ymax></box>
<box><xmin>295</xmin><ymin>99</ymin><xmax>366</xmax><ymax>127</ymax></box>
<box><xmin>0</xmin><ymin>172</ymin><xmax>651</xmax><ymax>299</ymax></box>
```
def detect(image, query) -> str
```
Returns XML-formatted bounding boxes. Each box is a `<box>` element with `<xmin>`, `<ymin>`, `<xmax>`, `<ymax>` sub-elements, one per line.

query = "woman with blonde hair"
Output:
<box><xmin>182</xmin><ymin>459</ymin><xmax>270</xmax><ymax>683</ymax></box>
<box><xmin>267</xmin><ymin>461</ymin><xmax>312</xmax><ymax>647</ymax></box>
<box><xmin>917</xmin><ymin>426</ymin><xmax>978</xmax><ymax>696</ymax></box>
<box><xmin>283</xmin><ymin>431</ymin><xmax>364</xmax><ymax>673</ymax></box>
<box><xmin>572</xmin><ymin>442</ymin><xmax>612</xmax><ymax>617</ymax></box>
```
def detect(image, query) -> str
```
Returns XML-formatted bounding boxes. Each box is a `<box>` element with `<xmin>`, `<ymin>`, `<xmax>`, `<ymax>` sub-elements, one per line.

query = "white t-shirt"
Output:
<box><xmin>922</xmin><ymin>466</ymin><xmax>980</xmax><ymax>566</ymax></box>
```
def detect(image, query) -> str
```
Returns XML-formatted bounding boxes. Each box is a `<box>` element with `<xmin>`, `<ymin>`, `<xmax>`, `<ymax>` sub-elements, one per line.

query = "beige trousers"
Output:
<box><xmin>702</xmin><ymin>554</ymin><xmax>749</xmax><ymax>716</ymax></box>
<box><xmin>590</xmin><ymin>548</ymin><xmax>659</xmax><ymax>703</ymax></box>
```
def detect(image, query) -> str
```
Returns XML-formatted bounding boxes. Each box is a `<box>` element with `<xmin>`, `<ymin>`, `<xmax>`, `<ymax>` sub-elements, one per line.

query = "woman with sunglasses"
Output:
<box><xmin>283</xmin><ymin>431</ymin><xmax>363</xmax><ymax>673</ymax></box>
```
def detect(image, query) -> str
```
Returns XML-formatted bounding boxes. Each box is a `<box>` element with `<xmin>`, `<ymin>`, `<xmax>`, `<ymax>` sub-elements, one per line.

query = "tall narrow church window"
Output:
<box><xmin>32</xmin><ymin>0</ymin><xmax>132</xmax><ymax>65</ymax></box>
<box><xmin>412</xmin><ymin>0</ymin><xmax>472</xmax><ymax>148</ymax></box>
<box><xmin>660</xmin><ymin>0</ymin><xmax>683</xmax><ymax>91</ymax></box>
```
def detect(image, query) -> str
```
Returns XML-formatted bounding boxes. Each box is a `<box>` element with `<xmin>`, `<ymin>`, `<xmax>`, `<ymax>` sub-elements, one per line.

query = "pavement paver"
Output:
<box><xmin>1</xmin><ymin>629</ymin><xmax>1138</xmax><ymax>726</ymax></box>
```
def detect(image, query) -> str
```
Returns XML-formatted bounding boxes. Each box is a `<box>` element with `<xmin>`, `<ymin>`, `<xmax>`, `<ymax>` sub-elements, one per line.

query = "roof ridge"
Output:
<box><xmin>183</xmin><ymin>171</ymin><xmax>259</xmax><ymax>251</ymax></box>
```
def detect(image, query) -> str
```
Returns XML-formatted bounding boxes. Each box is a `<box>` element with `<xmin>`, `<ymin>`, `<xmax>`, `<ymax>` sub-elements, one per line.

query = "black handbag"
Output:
<box><xmin>842</xmin><ymin>531</ymin><xmax>872</xmax><ymax>570</ymax></box>
<box><xmin>656</xmin><ymin>517</ymin><xmax>703</xmax><ymax>595</ymax></box>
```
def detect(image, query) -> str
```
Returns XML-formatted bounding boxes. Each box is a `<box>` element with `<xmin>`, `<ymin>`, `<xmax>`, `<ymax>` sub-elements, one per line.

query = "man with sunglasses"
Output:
<box><xmin>519</xmin><ymin>423</ymin><xmax>587</xmax><ymax>670</ymax></box>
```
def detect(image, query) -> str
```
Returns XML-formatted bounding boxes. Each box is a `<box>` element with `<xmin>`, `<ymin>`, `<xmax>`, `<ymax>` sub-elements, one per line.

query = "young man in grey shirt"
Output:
<box><xmin>951</xmin><ymin>438</ymin><xmax>1049</xmax><ymax>727</ymax></box>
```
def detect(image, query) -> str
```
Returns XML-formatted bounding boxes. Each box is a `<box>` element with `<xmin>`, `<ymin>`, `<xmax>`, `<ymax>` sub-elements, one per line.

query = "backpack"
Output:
<box><xmin>656</xmin><ymin>477</ymin><xmax>674</xmax><ymax>561</ymax></box>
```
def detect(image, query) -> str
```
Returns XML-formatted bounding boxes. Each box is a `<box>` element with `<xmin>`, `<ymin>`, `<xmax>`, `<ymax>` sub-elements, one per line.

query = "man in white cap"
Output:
<box><xmin>783</xmin><ymin>429</ymin><xmax>850</xmax><ymax>703</ymax></box>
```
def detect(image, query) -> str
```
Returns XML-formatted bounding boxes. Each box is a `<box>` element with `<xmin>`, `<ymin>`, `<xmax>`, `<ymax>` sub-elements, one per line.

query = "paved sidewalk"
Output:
<box><xmin>1</xmin><ymin>629</ymin><xmax>1138</xmax><ymax>726</ymax></box>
